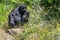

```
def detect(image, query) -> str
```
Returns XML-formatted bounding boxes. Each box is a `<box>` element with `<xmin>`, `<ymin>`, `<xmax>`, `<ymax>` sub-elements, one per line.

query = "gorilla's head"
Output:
<box><xmin>19</xmin><ymin>5</ymin><xmax>27</xmax><ymax>12</ymax></box>
<box><xmin>19</xmin><ymin>5</ymin><xmax>29</xmax><ymax>23</ymax></box>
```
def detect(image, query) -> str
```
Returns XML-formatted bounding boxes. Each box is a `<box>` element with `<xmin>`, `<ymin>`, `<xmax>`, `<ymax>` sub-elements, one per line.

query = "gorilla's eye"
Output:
<box><xmin>15</xmin><ymin>13</ymin><xmax>17</xmax><ymax>15</ymax></box>
<box><xmin>15</xmin><ymin>13</ymin><xmax>18</xmax><ymax>16</ymax></box>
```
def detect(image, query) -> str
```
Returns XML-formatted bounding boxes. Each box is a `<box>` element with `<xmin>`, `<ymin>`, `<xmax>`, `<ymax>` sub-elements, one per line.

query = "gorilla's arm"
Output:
<box><xmin>8</xmin><ymin>14</ymin><xmax>15</xmax><ymax>27</ymax></box>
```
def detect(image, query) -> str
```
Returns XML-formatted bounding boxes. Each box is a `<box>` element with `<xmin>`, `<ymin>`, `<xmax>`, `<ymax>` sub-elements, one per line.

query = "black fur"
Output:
<box><xmin>8</xmin><ymin>5</ymin><xmax>29</xmax><ymax>28</ymax></box>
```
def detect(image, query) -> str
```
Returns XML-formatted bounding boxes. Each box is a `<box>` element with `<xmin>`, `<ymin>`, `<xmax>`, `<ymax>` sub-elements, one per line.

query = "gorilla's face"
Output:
<box><xmin>22</xmin><ymin>12</ymin><xmax>29</xmax><ymax>21</ymax></box>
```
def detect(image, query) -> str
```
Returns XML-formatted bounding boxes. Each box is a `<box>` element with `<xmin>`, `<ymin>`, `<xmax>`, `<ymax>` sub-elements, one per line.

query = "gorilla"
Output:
<box><xmin>8</xmin><ymin>5</ymin><xmax>29</xmax><ymax>28</ymax></box>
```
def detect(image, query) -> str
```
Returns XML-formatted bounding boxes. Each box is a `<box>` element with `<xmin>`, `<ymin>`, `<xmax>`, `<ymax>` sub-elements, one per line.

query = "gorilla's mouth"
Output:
<box><xmin>23</xmin><ymin>15</ymin><xmax>27</xmax><ymax>18</ymax></box>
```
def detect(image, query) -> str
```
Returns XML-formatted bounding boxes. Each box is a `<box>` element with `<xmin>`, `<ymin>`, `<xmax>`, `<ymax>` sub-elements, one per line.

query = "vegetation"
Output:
<box><xmin>0</xmin><ymin>0</ymin><xmax>60</xmax><ymax>40</ymax></box>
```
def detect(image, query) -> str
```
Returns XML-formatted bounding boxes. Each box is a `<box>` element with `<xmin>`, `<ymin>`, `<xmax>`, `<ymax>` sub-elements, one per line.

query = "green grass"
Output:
<box><xmin>0</xmin><ymin>2</ymin><xmax>60</xmax><ymax>40</ymax></box>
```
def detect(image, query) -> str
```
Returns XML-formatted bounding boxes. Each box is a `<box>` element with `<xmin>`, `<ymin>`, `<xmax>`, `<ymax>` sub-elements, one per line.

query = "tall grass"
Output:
<box><xmin>0</xmin><ymin>0</ymin><xmax>60</xmax><ymax>40</ymax></box>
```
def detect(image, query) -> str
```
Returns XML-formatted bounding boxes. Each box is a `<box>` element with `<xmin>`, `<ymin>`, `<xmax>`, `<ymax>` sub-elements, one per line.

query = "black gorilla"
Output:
<box><xmin>8</xmin><ymin>5</ymin><xmax>29</xmax><ymax>27</ymax></box>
